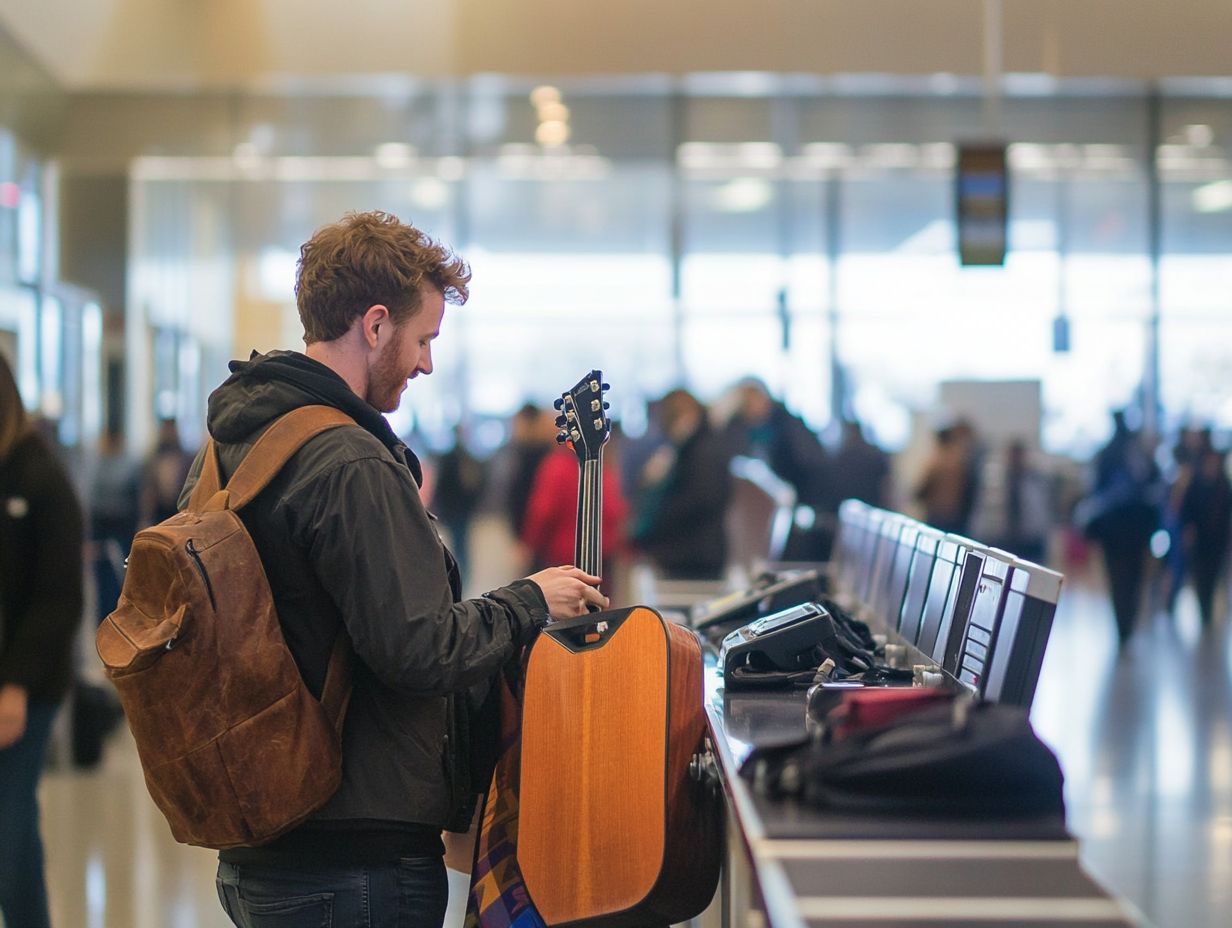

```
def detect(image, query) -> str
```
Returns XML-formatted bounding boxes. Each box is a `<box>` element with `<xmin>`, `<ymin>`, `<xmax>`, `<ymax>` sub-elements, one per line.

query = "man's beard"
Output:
<box><xmin>365</xmin><ymin>340</ymin><xmax>406</xmax><ymax>413</ymax></box>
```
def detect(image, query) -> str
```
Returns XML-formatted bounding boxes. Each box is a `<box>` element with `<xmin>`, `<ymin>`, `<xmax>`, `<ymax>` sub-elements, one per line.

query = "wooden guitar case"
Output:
<box><xmin>518</xmin><ymin>605</ymin><xmax>721</xmax><ymax>927</ymax></box>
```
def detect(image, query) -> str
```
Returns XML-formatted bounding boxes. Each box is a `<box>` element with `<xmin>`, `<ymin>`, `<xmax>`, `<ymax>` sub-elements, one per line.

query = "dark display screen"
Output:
<box><xmin>956</xmin><ymin>143</ymin><xmax>1008</xmax><ymax>266</ymax></box>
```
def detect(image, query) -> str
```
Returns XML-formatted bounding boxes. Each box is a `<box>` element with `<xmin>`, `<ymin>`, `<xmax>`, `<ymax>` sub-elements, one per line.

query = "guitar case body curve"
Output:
<box><xmin>517</xmin><ymin>605</ymin><xmax>722</xmax><ymax>927</ymax></box>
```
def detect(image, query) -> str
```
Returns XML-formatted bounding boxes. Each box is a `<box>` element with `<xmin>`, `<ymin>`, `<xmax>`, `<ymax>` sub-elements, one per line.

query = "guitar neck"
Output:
<box><xmin>575</xmin><ymin>457</ymin><xmax>603</xmax><ymax>578</ymax></box>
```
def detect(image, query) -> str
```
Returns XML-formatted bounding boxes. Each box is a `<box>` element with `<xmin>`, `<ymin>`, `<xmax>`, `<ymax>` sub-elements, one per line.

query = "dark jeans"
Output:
<box><xmin>1190</xmin><ymin>549</ymin><xmax>1227</xmax><ymax>627</ymax></box>
<box><xmin>0</xmin><ymin>700</ymin><xmax>60</xmax><ymax>928</ymax></box>
<box><xmin>216</xmin><ymin>856</ymin><xmax>449</xmax><ymax>928</ymax></box>
<box><xmin>1101</xmin><ymin>538</ymin><xmax>1149</xmax><ymax>645</ymax></box>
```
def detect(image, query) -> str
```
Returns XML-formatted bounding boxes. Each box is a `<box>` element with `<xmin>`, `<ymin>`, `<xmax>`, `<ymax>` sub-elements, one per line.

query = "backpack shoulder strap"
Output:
<box><xmin>185</xmin><ymin>441</ymin><xmax>225</xmax><ymax>512</ymax></box>
<box><xmin>236</xmin><ymin>408</ymin><xmax>357</xmax><ymax>728</ymax></box>
<box><xmin>189</xmin><ymin>404</ymin><xmax>359</xmax><ymax>721</ymax></box>
<box><xmin>202</xmin><ymin>405</ymin><xmax>356</xmax><ymax>512</ymax></box>
<box><xmin>321</xmin><ymin>632</ymin><xmax>354</xmax><ymax>733</ymax></box>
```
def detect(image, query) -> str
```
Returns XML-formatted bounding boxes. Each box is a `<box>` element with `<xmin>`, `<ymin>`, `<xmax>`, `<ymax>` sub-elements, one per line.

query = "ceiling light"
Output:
<box><xmin>677</xmin><ymin>142</ymin><xmax>721</xmax><ymax>170</ymax></box>
<box><xmin>411</xmin><ymin>177</ymin><xmax>450</xmax><ymax>211</ymax></box>
<box><xmin>530</xmin><ymin>85</ymin><xmax>561</xmax><ymax>107</ymax></box>
<box><xmin>799</xmin><ymin>143</ymin><xmax>852</xmax><ymax>171</ymax></box>
<box><xmin>929</xmin><ymin>72</ymin><xmax>959</xmax><ymax>95</ymax></box>
<box><xmin>536</xmin><ymin>101</ymin><xmax>570</xmax><ymax>123</ymax></box>
<box><xmin>232</xmin><ymin>142</ymin><xmax>263</xmax><ymax>174</ymax></box>
<box><xmin>736</xmin><ymin>142</ymin><xmax>782</xmax><ymax>169</ymax></box>
<box><xmin>1009</xmin><ymin>143</ymin><xmax>1053</xmax><ymax>171</ymax></box>
<box><xmin>535</xmin><ymin>120</ymin><xmax>570</xmax><ymax>147</ymax></box>
<box><xmin>374</xmin><ymin>142</ymin><xmax>415</xmax><ymax>169</ymax></box>
<box><xmin>863</xmin><ymin>143</ymin><xmax>919</xmax><ymax>169</ymax></box>
<box><xmin>711</xmin><ymin>177</ymin><xmax>773</xmax><ymax>213</ymax></box>
<box><xmin>1184</xmin><ymin>124</ymin><xmax>1215</xmax><ymax>148</ymax></box>
<box><xmin>437</xmin><ymin>156</ymin><xmax>466</xmax><ymax>181</ymax></box>
<box><xmin>1193</xmin><ymin>180</ymin><xmax>1232</xmax><ymax>213</ymax></box>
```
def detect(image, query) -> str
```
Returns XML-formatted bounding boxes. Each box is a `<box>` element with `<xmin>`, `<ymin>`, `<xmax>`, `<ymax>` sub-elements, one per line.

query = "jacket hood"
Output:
<box><xmin>207</xmin><ymin>350</ymin><xmax>423</xmax><ymax>484</ymax></box>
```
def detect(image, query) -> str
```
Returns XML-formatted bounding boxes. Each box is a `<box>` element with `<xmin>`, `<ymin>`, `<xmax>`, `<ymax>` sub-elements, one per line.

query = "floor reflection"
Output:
<box><xmin>1031</xmin><ymin>563</ymin><xmax>1232</xmax><ymax>928</ymax></box>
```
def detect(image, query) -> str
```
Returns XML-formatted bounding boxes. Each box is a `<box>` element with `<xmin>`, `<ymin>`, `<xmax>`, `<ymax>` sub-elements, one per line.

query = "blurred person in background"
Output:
<box><xmin>1160</xmin><ymin>424</ymin><xmax>1211</xmax><ymax>614</ymax></box>
<box><xmin>89</xmin><ymin>428</ymin><xmax>140</xmax><ymax>621</ymax></box>
<box><xmin>1178</xmin><ymin>443</ymin><xmax>1232</xmax><ymax>628</ymax></box>
<box><xmin>138</xmin><ymin>416</ymin><xmax>197</xmax><ymax>529</ymax></box>
<box><xmin>721</xmin><ymin>377</ymin><xmax>834</xmax><ymax>560</ymax></box>
<box><xmin>0</xmin><ymin>352</ymin><xmax>85</xmax><ymax>928</ymax></box>
<box><xmin>490</xmin><ymin>403</ymin><xmax>556</xmax><ymax>548</ymax></box>
<box><xmin>521</xmin><ymin>435</ymin><xmax>629</xmax><ymax>590</ymax></box>
<box><xmin>830</xmin><ymin>417</ymin><xmax>892</xmax><ymax>509</ymax></box>
<box><xmin>1077</xmin><ymin>410</ymin><xmax>1163</xmax><ymax>648</ymax></box>
<box><xmin>974</xmin><ymin>439</ymin><xmax>1053</xmax><ymax>564</ymax></box>
<box><xmin>430</xmin><ymin>423</ymin><xmax>486</xmax><ymax>576</ymax></box>
<box><xmin>630</xmin><ymin>389</ymin><xmax>732</xmax><ymax>580</ymax></box>
<box><xmin>914</xmin><ymin>418</ymin><xmax>982</xmax><ymax>536</ymax></box>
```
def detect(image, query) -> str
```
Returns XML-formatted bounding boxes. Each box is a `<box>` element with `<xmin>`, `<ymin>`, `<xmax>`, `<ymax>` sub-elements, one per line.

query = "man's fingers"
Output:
<box><xmin>554</xmin><ymin>565</ymin><xmax>600</xmax><ymax>582</ymax></box>
<box><xmin>581</xmin><ymin>585</ymin><xmax>609</xmax><ymax>610</ymax></box>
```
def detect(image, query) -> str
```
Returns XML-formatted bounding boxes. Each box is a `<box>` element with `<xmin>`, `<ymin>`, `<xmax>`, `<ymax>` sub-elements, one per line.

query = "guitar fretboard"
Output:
<box><xmin>575</xmin><ymin>457</ymin><xmax>603</xmax><ymax>579</ymax></box>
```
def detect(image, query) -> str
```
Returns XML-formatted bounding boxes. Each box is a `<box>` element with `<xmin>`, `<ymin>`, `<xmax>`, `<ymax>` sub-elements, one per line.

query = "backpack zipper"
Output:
<box><xmin>185</xmin><ymin>539</ymin><xmax>218</xmax><ymax>611</ymax></box>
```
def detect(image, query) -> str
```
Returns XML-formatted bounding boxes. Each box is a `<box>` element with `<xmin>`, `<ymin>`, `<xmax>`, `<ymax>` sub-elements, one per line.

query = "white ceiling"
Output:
<box><xmin>0</xmin><ymin>0</ymin><xmax>457</xmax><ymax>90</ymax></box>
<box><xmin>1</xmin><ymin>0</ymin><xmax>1231</xmax><ymax>93</ymax></box>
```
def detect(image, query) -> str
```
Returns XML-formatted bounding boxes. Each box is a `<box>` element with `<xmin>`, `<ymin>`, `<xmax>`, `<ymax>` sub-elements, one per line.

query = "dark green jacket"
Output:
<box><xmin>184</xmin><ymin>351</ymin><xmax>547</xmax><ymax>853</ymax></box>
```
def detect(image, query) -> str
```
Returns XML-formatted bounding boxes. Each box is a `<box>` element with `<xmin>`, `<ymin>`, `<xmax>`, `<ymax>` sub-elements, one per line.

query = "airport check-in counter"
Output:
<box><xmin>671</xmin><ymin>566</ymin><xmax>1142</xmax><ymax>928</ymax></box>
<box><xmin>699</xmin><ymin>655</ymin><xmax>1138</xmax><ymax>921</ymax></box>
<box><xmin>701</xmin><ymin>656</ymin><xmax>1140</xmax><ymax>928</ymax></box>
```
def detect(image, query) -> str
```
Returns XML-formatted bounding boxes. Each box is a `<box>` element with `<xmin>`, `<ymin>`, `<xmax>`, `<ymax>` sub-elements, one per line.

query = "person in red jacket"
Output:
<box><xmin>520</xmin><ymin>444</ymin><xmax>628</xmax><ymax>593</ymax></box>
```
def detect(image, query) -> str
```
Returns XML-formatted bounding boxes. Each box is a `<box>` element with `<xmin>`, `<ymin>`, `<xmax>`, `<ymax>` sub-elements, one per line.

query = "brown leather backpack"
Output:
<box><xmin>97</xmin><ymin>406</ymin><xmax>355</xmax><ymax>849</ymax></box>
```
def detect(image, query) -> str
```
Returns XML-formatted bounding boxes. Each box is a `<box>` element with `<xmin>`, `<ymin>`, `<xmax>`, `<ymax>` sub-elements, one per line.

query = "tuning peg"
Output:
<box><xmin>570</xmin><ymin>429</ymin><xmax>582</xmax><ymax>443</ymax></box>
<box><xmin>556</xmin><ymin>432</ymin><xmax>568</xmax><ymax>444</ymax></box>
<box><xmin>553</xmin><ymin>398</ymin><xmax>564</xmax><ymax>410</ymax></box>
<box><xmin>602</xmin><ymin>382</ymin><xmax>610</xmax><ymax>391</ymax></box>
<box><xmin>603</xmin><ymin>402</ymin><xmax>610</xmax><ymax>410</ymax></box>
<box><xmin>555</xmin><ymin>415</ymin><xmax>567</xmax><ymax>428</ymax></box>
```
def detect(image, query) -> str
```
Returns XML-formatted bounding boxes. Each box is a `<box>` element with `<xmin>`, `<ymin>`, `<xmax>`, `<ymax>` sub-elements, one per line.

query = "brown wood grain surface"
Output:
<box><xmin>519</xmin><ymin>608</ymin><xmax>671</xmax><ymax>923</ymax></box>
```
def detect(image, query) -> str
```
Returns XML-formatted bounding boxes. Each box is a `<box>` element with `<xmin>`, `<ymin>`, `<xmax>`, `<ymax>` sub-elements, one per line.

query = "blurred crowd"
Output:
<box><xmin>1</xmin><ymin>355</ymin><xmax>1227</xmax><ymax>907</ymax></box>
<box><xmin>423</xmin><ymin>383</ymin><xmax>1232</xmax><ymax>651</ymax></box>
<box><xmin>11</xmin><ymin>376</ymin><xmax>1231</xmax><ymax>744</ymax></box>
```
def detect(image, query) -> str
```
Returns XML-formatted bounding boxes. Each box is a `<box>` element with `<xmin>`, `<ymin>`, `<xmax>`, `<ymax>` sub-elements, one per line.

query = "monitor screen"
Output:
<box><xmin>956</xmin><ymin>142</ymin><xmax>1008</xmax><ymax>266</ymax></box>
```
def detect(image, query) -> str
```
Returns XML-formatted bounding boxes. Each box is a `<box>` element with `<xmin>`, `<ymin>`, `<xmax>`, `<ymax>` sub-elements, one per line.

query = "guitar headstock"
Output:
<box><xmin>554</xmin><ymin>370</ymin><xmax>611</xmax><ymax>463</ymax></box>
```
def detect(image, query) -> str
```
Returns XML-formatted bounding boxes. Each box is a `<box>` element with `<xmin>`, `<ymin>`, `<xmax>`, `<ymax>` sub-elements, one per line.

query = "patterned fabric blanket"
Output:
<box><xmin>464</xmin><ymin>655</ymin><xmax>545</xmax><ymax>928</ymax></box>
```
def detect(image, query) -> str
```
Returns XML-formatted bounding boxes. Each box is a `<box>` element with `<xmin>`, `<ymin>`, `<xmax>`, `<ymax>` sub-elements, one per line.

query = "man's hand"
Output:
<box><xmin>526</xmin><ymin>566</ymin><xmax>608</xmax><ymax>620</ymax></box>
<box><xmin>0</xmin><ymin>683</ymin><xmax>28</xmax><ymax>750</ymax></box>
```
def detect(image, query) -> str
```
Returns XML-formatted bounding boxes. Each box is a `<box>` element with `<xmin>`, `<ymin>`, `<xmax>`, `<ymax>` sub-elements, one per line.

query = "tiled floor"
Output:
<box><xmin>34</xmin><ymin>537</ymin><xmax>1232</xmax><ymax>928</ymax></box>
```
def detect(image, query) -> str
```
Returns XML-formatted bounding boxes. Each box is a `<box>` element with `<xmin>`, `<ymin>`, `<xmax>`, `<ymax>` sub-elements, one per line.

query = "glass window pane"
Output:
<box><xmin>462</xmin><ymin>159</ymin><xmax>674</xmax><ymax>430</ymax></box>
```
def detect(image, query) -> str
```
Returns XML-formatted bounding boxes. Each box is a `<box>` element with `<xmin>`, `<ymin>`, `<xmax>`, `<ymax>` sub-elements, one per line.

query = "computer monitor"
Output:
<box><xmin>915</xmin><ymin>535</ymin><xmax>964</xmax><ymax>658</ymax></box>
<box><xmin>898</xmin><ymin>528</ymin><xmax>942</xmax><ymax>644</ymax></box>
<box><xmin>982</xmin><ymin>561</ymin><xmax>1063</xmax><ymax>709</ymax></box>
<box><xmin>880</xmin><ymin>521</ymin><xmax>920</xmax><ymax>634</ymax></box>
<box><xmin>851</xmin><ymin>507</ymin><xmax>887</xmax><ymax>606</ymax></box>
<box><xmin>861</xmin><ymin>515</ymin><xmax>910</xmax><ymax>627</ymax></box>
<box><xmin>930</xmin><ymin>538</ymin><xmax>980</xmax><ymax>665</ymax></box>
<box><xmin>833</xmin><ymin>498</ymin><xmax>871</xmax><ymax>598</ymax></box>
<box><xmin>943</xmin><ymin>548</ymin><xmax>1013</xmax><ymax>690</ymax></box>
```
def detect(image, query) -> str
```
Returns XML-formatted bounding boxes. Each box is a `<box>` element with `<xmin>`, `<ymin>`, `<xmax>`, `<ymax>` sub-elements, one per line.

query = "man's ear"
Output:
<box><xmin>359</xmin><ymin>304</ymin><xmax>391</xmax><ymax>349</ymax></box>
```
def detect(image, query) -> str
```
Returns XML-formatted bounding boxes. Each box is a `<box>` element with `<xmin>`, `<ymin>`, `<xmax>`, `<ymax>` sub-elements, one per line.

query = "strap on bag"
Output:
<box><xmin>186</xmin><ymin>405</ymin><xmax>355</xmax><ymax>512</ymax></box>
<box><xmin>187</xmin><ymin>441</ymin><xmax>226</xmax><ymax>511</ymax></box>
<box><xmin>184</xmin><ymin>404</ymin><xmax>357</xmax><ymax>729</ymax></box>
<box><xmin>320</xmin><ymin>633</ymin><xmax>354</xmax><ymax>733</ymax></box>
